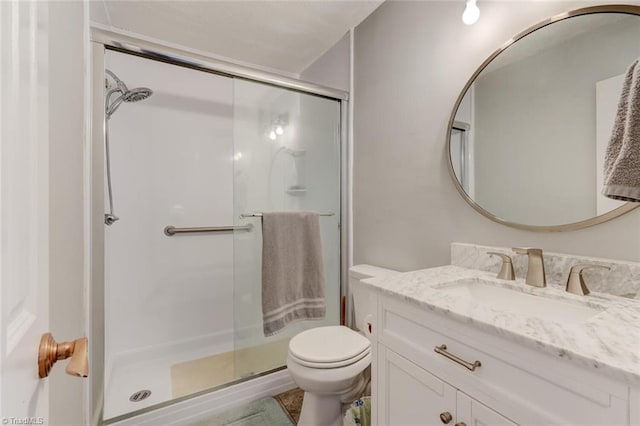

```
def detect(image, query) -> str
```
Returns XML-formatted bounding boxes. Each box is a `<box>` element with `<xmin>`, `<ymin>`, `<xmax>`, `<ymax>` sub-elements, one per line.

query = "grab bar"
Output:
<box><xmin>164</xmin><ymin>224</ymin><xmax>253</xmax><ymax>236</ymax></box>
<box><xmin>240</xmin><ymin>212</ymin><xmax>335</xmax><ymax>218</ymax></box>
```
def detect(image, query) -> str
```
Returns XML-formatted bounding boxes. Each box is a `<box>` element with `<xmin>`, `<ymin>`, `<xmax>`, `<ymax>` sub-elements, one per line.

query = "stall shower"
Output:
<box><xmin>102</xmin><ymin>50</ymin><xmax>342</xmax><ymax>421</ymax></box>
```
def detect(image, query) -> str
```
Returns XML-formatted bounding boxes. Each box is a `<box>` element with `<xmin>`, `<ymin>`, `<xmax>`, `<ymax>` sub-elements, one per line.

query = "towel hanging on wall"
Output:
<box><xmin>261</xmin><ymin>211</ymin><xmax>325</xmax><ymax>336</ymax></box>
<box><xmin>602</xmin><ymin>57</ymin><xmax>640</xmax><ymax>202</ymax></box>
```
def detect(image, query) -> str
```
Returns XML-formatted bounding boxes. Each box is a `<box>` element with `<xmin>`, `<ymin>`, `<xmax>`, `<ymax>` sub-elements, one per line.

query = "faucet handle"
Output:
<box><xmin>487</xmin><ymin>252</ymin><xmax>515</xmax><ymax>280</ymax></box>
<box><xmin>566</xmin><ymin>264</ymin><xmax>611</xmax><ymax>296</ymax></box>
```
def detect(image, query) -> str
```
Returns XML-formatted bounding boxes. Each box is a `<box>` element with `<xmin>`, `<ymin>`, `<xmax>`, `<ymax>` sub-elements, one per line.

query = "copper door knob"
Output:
<box><xmin>38</xmin><ymin>333</ymin><xmax>89</xmax><ymax>378</ymax></box>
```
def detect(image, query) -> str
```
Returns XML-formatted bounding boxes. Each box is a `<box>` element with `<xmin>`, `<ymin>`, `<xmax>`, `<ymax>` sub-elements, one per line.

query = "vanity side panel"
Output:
<box><xmin>631</xmin><ymin>387</ymin><xmax>640</xmax><ymax>426</ymax></box>
<box><xmin>371</xmin><ymin>291</ymin><xmax>380</xmax><ymax>426</ymax></box>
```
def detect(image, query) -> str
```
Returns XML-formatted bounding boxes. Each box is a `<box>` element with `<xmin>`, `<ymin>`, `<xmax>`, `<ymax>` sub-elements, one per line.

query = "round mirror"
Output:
<box><xmin>447</xmin><ymin>6</ymin><xmax>640</xmax><ymax>231</ymax></box>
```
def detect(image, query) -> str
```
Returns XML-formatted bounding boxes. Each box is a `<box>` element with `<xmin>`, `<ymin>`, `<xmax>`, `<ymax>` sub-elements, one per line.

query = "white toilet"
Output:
<box><xmin>286</xmin><ymin>265</ymin><xmax>399</xmax><ymax>426</ymax></box>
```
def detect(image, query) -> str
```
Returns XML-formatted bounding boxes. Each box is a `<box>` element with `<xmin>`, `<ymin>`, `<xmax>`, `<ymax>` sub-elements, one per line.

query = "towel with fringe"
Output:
<box><xmin>603</xmin><ymin>58</ymin><xmax>640</xmax><ymax>202</ymax></box>
<box><xmin>261</xmin><ymin>212</ymin><xmax>325</xmax><ymax>336</ymax></box>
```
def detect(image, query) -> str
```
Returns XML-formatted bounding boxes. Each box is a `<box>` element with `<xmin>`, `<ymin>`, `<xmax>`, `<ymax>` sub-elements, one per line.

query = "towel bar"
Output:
<box><xmin>240</xmin><ymin>212</ymin><xmax>335</xmax><ymax>218</ymax></box>
<box><xmin>164</xmin><ymin>224</ymin><xmax>253</xmax><ymax>236</ymax></box>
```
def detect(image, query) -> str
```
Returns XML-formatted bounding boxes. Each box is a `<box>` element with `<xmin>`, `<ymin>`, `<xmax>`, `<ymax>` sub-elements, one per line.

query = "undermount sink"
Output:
<box><xmin>436</xmin><ymin>278</ymin><xmax>604</xmax><ymax>325</ymax></box>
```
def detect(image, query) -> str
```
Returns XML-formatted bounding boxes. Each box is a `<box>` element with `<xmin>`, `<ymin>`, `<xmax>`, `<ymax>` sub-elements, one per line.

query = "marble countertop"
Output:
<box><xmin>363</xmin><ymin>265</ymin><xmax>640</xmax><ymax>385</ymax></box>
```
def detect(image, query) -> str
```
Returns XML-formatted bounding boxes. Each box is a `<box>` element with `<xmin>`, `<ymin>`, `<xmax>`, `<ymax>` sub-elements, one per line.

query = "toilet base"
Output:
<box><xmin>298</xmin><ymin>392</ymin><xmax>342</xmax><ymax>426</ymax></box>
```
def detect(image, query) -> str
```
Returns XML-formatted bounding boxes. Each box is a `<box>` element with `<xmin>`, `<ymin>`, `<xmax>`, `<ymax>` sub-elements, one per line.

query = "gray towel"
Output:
<box><xmin>261</xmin><ymin>212</ymin><xmax>325</xmax><ymax>336</ymax></box>
<box><xmin>603</xmin><ymin>58</ymin><xmax>640</xmax><ymax>202</ymax></box>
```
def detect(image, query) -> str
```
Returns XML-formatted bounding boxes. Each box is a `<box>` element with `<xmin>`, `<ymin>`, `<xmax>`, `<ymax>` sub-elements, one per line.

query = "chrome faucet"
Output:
<box><xmin>512</xmin><ymin>247</ymin><xmax>546</xmax><ymax>287</ymax></box>
<box><xmin>566</xmin><ymin>264</ymin><xmax>610</xmax><ymax>296</ymax></box>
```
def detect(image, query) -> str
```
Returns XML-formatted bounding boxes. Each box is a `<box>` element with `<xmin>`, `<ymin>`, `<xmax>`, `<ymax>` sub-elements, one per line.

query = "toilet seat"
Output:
<box><xmin>289</xmin><ymin>346</ymin><xmax>370</xmax><ymax>369</ymax></box>
<box><xmin>288</xmin><ymin>326</ymin><xmax>371</xmax><ymax>369</ymax></box>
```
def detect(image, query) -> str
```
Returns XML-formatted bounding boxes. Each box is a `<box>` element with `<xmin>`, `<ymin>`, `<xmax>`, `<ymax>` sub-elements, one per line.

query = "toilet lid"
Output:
<box><xmin>289</xmin><ymin>345</ymin><xmax>370</xmax><ymax>369</ymax></box>
<box><xmin>288</xmin><ymin>326</ymin><xmax>371</xmax><ymax>364</ymax></box>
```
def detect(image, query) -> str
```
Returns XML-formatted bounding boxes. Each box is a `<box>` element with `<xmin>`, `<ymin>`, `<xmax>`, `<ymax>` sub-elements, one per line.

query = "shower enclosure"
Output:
<box><xmin>92</xmin><ymin>31</ymin><xmax>347</xmax><ymax>423</ymax></box>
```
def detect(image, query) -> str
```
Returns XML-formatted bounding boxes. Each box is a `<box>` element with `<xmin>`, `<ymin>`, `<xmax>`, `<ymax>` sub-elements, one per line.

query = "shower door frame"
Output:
<box><xmin>89</xmin><ymin>28</ymin><xmax>350</xmax><ymax>425</ymax></box>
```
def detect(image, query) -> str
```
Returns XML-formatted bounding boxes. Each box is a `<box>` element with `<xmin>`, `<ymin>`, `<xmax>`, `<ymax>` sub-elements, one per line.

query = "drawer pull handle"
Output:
<box><xmin>440</xmin><ymin>411</ymin><xmax>453</xmax><ymax>424</ymax></box>
<box><xmin>434</xmin><ymin>344</ymin><xmax>482</xmax><ymax>372</ymax></box>
<box><xmin>455</xmin><ymin>423</ymin><xmax>467</xmax><ymax>426</ymax></box>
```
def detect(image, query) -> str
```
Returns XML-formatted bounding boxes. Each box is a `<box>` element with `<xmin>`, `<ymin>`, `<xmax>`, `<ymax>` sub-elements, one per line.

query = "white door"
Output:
<box><xmin>1</xmin><ymin>1</ymin><xmax>51</xmax><ymax>422</ymax></box>
<box><xmin>378</xmin><ymin>345</ymin><xmax>457</xmax><ymax>426</ymax></box>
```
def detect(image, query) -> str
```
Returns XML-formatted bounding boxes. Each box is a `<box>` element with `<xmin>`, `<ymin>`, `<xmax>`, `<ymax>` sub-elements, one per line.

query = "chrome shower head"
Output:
<box><xmin>122</xmin><ymin>87</ymin><xmax>153</xmax><ymax>103</ymax></box>
<box><xmin>105</xmin><ymin>69</ymin><xmax>153</xmax><ymax>119</ymax></box>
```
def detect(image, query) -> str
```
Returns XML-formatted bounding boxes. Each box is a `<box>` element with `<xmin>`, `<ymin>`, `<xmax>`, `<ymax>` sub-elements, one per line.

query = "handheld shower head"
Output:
<box><xmin>123</xmin><ymin>87</ymin><xmax>153</xmax><ymax>103</ymax></box>
<box><xmin>103</xmin><ymin>69</ymin><xmax>154</xmax><ymax>226</ymax></box>
<box><xmin>105</xmin><ymin>69</ymin><xmax>153</xmax><ymax>119</ymax></box>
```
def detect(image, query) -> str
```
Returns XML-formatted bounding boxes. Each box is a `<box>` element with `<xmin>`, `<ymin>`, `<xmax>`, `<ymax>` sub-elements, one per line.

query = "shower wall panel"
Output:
<box><xmin>105</xmin><ymin>51</ymin><xmax>234</xmax><ymax>365</ymax></box>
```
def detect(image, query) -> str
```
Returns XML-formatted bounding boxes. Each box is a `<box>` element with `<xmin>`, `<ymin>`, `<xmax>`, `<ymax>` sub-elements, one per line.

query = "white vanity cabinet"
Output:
<box><xmin>378</xmin><ymin>345</ymin><xmax>515</xmax><ymax>426</ymax></box>
<box><xmin>370</xmin><ymin>293</ymin><xmax>634</xmax><ymax>426</ymax></box>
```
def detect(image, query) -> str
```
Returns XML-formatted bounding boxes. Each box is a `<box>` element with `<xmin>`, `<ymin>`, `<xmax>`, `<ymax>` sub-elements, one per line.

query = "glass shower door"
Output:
<box><xmin>101</xmin><ymin>45</ymin><xmax>345</xmax><ymax>423</ymax></box>
<box><xmin>232</xmin><ymin>79</ymin><xmax>342</xmax><ymax>379</ymax></box>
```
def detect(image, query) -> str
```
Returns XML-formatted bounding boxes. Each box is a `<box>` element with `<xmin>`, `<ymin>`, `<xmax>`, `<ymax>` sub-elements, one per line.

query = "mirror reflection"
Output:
<box><xmin>450</xmin><ymin>13</ymin><xmax>640</xmax><ymax>227</ymax></box>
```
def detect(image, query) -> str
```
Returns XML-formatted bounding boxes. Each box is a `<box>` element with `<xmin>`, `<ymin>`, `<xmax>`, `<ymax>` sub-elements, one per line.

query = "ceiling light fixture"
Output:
<box><xmin>462</xmin><ymin>0</ymin><xmax>480</xmax><ymax>25</ymax></box>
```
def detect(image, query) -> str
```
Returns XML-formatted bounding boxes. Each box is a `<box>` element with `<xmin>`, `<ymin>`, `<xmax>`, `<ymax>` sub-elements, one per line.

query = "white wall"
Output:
<box><xmin>104</xmin><ymin>51</ymin><xmax>235</xmax><ymax>361</ymax></box>
<box><xmin>353</xmin><ymin>1</ymin><xmax>640</xmax><ymax>276</ymax></box>
<box><xmin>301</xmin><ymin>32</ymin><xmax>350</xmax><ymax>91</ymax></box>
<box><xmin>472</xmin><ymin>18</ymin><xmax>640</xmax><ymax>225</ymax></box>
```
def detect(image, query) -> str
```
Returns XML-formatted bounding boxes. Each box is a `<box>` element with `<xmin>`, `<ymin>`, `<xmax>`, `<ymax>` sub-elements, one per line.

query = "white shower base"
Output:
<box><xmin>104</xmin><ymin>336</ymin><xmax>233</xmax><ymax>420</ymax></box>
<box><xmin>106</xmin><ymin>367</ymin><xmax>295</xmax><ymax>426</ymax></box>
<box><xmin>104</xmin><ymin>330</ymin><xmax>294</xmax><ymax>423</ymax></box>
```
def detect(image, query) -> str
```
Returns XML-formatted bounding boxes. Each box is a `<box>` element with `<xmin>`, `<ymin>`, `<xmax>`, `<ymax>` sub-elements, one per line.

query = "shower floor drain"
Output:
<box><xmin>129</xmin><ymin>390</ymin><xmax>152</xmax><ymax>402</ymax></box>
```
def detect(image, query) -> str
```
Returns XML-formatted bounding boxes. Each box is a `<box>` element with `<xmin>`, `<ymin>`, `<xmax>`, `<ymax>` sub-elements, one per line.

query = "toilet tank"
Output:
<box><xmin>349</xmin><ymin>265</ymin><xmax>400</xmax><ymax>334</ymax></box>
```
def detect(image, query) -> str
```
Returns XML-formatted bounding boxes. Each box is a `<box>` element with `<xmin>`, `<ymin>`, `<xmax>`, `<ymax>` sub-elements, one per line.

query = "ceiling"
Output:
<box><xmin>91</xmin><ymin>1</ymin><xmax>384</xmax><ymax>76</ymax></box>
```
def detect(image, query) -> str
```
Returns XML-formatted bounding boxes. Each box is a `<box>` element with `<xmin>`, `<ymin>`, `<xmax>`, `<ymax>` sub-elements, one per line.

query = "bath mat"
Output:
<box><xmin>274</xmin><ymin>387</ymin><xmax>305</xmax><ymax>423</ymax></box>
<box><xmin>192</xmin><ymin>397</ymin><xmax>294</xmax><ymax>426</ymax></box>
<box><xmin>171</xmin><ymin>339</ymin><xmax>290</xmax><ymax>398</ymax></box>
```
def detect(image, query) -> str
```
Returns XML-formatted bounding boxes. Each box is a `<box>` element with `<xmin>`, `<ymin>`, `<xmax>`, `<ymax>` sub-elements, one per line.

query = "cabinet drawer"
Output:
<box><xmin>378</xmin><ymin>295</ymin><xmax>629</xmax><ymax>425</ymax></box>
